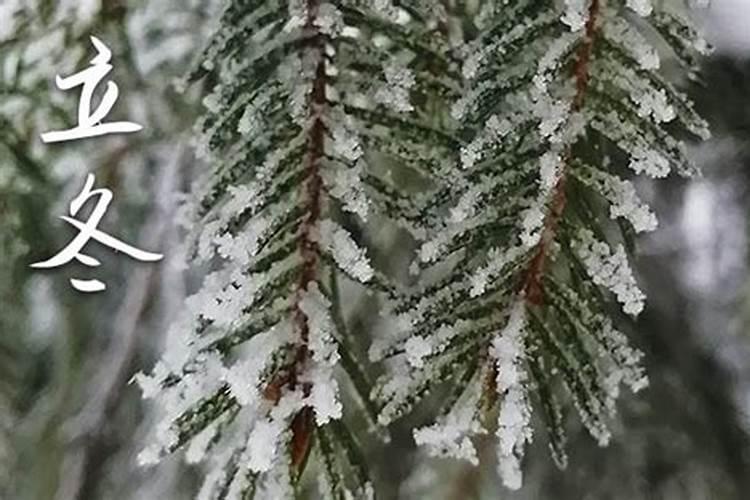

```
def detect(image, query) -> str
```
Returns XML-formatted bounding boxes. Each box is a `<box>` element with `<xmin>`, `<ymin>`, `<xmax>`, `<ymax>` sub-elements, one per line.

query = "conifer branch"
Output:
<box><xmin>523</xmin><ymin>0</ymin><xmax>601</xmax><ymax>305</ymax></box>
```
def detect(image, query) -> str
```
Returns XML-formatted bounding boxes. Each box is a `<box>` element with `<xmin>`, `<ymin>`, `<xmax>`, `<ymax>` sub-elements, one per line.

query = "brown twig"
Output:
<box><xmin>522</xmin><ymin>0</ymin><xmax>602</xmax><ymax>305</ymax></box>
<box><xmin>265</xmin><ymin>0</ymin><xmax>328</xmax><ymax>474</ymax></box>
<box><xmin>484</xmin><ymin>1</ymin><xmax>603</xmax><ymax>408</ymax></box>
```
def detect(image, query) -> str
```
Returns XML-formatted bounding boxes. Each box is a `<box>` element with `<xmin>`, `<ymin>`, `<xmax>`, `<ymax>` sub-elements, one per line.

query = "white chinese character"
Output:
<box><xmin>31</xmin><ymin>174</ymin><xmax>162</xmax><ymax>293</ymax></box>
<box><xmin>40</xmin><ymin>36</ymin><xmax>142</xmax><ymax>143</ymax></box>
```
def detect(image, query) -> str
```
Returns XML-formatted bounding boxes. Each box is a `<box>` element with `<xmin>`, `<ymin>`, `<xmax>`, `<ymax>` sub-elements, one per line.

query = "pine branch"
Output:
<box><xmin>372</xmin><ymin>0</ymin><xmax>712</xmax><ymax>491</ymax></box>
<box><xmin>522</xmin><ymin>0</ymin><xmax>601</xmax><ymax>305</ymax></box>
<box><xmin>135</xmin><ymin>1</ymin><xmax>450</xmax><ymax>497</ymax></box>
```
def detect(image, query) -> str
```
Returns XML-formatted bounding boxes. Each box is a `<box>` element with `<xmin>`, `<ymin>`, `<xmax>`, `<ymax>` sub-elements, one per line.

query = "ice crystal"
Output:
<box><xmin>317</xmin><ymin>219</ymin><xmax>374</xmax><ymax>283</ymax></box>
<box><xmin>574</xmin><ymin>229</ymin><xmax>646</xmax><ymax>316</ymax></box>
<box><xmin>491</xmin><ymin>302</ymin><xmax>533</xmax><ymax>490</ymax></box>
<box><xmin>626</xmin><ymin>0</ymin><xmax>653</xmax><ymax>17</ymax></box>
<box><xmin>413</xmin><ymin>373</ymin><xmax>484</xmax><ymax>465</ymax></box>
<box><xmin>374</xmin><ymin>59</ymin><xmax>416</xmax><ymax>113</ymax></box>
<box><xmin>561</xmin><ymin>0</ymin><xmax>589</xmax><ymax>32</ymax></box>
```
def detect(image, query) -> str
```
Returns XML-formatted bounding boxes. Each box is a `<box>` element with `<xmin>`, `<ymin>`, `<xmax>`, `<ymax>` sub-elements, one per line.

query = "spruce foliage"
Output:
<box><xmin>133</xmin><ymin>0</ymin><xmax>711</xmax><ymax>497</ymax></box>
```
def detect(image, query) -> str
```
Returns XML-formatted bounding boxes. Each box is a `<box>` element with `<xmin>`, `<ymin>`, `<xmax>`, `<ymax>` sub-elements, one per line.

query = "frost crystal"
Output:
<box><xmin>574</xmin><ymin>166</ymin><xmax>657</xmax><ymax>233</ymax></box>
<box><xmin>561</xmin><ymin>0</ymin><xmax>589</xmax><ymax>32</ymax></box>
<box><xmin>318</xmin><ymin>219</ymin><xmax>374</xmax><ymax>283</ymax></box>
<box><xmin>469</xmin><ymin>246</ymin><xmax>525</xmax><ymax>298</ymax></box>
<box><xmin>247</xmin><ymin>417</ymin><xmax>285</xmax><ymax>473</ymax></box>
<box><xmin>328</xmin><ymin>161</ymin><xmax>369</xmax><ymax>220</ymax></box>
<box><xmin>371</xmin><ymin>0</ymin><xmax>401</xmax><ymax>23</ymax></box>
<box><xmin>520</xmin><ymin>200</ymin><xmax>546</xmax><ymax>248</ymax></box>
<box><xmin>413</xmin><ymin>373</ymin><xmax>484</xmax><ymax>465</ymax></box>
<box><xmin>574</xmin><ymin>229</ymin><xmax>646</xmax><ymax>316</ymax></box>
<box><xmin>298</xmin><ymin>283</ymin><xmax>339</xmax><ymax>366</ymax></box>
<box><xmin>539</xmin><ymin>151</ymin><xmax>563</xmax><ymax>193</ymax></box>
<box><xmin>330</xmin><ymin>118</ymin><xmax>363</xmax><ymax>162</ymax></box>
<box><xmin>223</xmin><ymin>324</ymin><xmax>292</xmax><ymax>407</ymax></box>
<box><xmin>237</xmin><ymin>90</ymin><xmax>272</xmax><ymax>135</ymax></box>
<box><xmin>185</xmin><ymin>419</ymin><xmax>221</xmax><ymax>465</ymax></box>
<box><xmin>298</xmin><ymin>283</ymin><xmax>343</xmax><ymax>425</ymax></box>
<box><xmin>626</xmin><ymin>0</ymin><xmax>653</xmax><ymax>17</ymax></box>
<box><xmin>599</xmin><ymin>319</ymin><xmax>649</xmax><ymax>394</ymax></box>
<box><xmin>314</xmin><ymin>3</ymin><xmax>343</xmax><ymax>36</ymax></box>
<box><xmin>374</xmin><ymin>59</ymin><xmax>415</xmax><ymax>113</ymax></box>
<box><xmin>604</xmin><ymin>19</ymin><xmax>660</xmax><ymax>70</ymax></box>
<box><xmin>634</xmin><ymin>88</ymin><xmax>675</xmax><ymax>124</ymax></box>
<box><xmin>490</xmin><ymin>302</ymin><xmax>532</xmax><ymax>490</ymax></box>
<box><xmin>629</xmin><ymin>146</ymin><xmax>670</xmax><ymax>178</ymax></box>
<box><xmin>404</xmin><ymin>335</ymin><xmax>433</xmax><ymax>368</ymax></box>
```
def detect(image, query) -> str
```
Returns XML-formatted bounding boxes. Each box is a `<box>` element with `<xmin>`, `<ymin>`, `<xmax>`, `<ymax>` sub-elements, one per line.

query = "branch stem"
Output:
<box><xmin>522</xmin><ymin>0</ymin><xmax>601</xmax><ymax>305</ymax></box>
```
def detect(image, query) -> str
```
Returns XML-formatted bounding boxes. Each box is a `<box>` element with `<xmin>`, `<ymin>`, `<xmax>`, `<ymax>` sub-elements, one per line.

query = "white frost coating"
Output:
<box><xmin>133</xmin><ymin>360</ymin><xmax>170</xmax><ymax>399</ymax></box>
<box><xmin>314</xmin><ymin>3</ymin><xmax>344</xmax><ymax>37</ymax></box>
<box><xmin>371</xmin><ymin>0</ymin><xmax>401</xmax><ymax>23</ymax></box>
<box><xmin>136</xmin><ymin>352</ymin><xmax>227</xmax><ymax>467</ymax></box>
<box><xmin>247</xmin><ymin>418</ymin><xmax>285</xmax><ymax>473</ymax></box>
<box><xmin>374</xmin><ymin>59</ymin><xmax>416</xmax><ymax>113</ymax></box>
<box><xmin>375</xmin><ymin>358</ymin><xmax>417</xmax><ymax>426</ymax></box>
<box><xmin>191</xmin><ymin>269</ymin><xmax>251</xmax><ymax>328</ymax></box>
<box><xmin>599</xmin><ymin>61</ymin><xmax>675</xmax><ymax>125</ymax></box>
<box><xmin>237</xmin><ymin>89</ymin><xmax>272</xmax><ymax>135</ymax></box>
<box><xmin>413</xmin><ymin>374</ymin><xmax>485</xmax><ymax>465</ymax></box>
<box><xmin>561</xmin><ymin>0</ymin><xmax>589</xmax><ymax>32</ymax></box>
<box><xmin>247</xmin><ymin>391</ymin><xmax>304</xmax><ymax>473</ymax></box>
<box><xmin>185</xmin><ymin>419</ymin><xmax>221</xmax><ymax>465</ymax></box>
<box><xmin>599</xmin><ymin>319</ymin><xmax>649</xmax><ymax>394</ymax></box>
<box><xmin>328</xmin><ymin>160</ymin><xmax>370</xmax><ymax>220</ymax></box>
<box><xmin>298</xmin><ymin>283</ymin><xmax>343</xmax><ymax>424</ymax></box>
<box><xmin>317</xmin><ymin>219</ymin><xmax>374</xmax><ymax>282</ymax></box>
<box><xmin>330</xmin><ymin>117</ymin><xmax>363</xmax><ymax>162</ymax></box>
<box><xmin>588</xmin><ymin>111</ymin><xmax>679</xmax><ymax>178</ymax></box>
<box><xmin>490</xmin><ymin>302</ymin><xmax>532</xmax><ymax>491</ymax></box>
<box><xmin>307</xmin><ymin>363</ymin><xmax>343</xmax><ymax>425</ymax></box>
<box><xmin>298</xmin><ymin>283</ymin><xmax>340</xmax><ymax>366</ymax></box>
<box><xmin>574</xmin><ymin>229</ymin><xmax>646</xmax><ymax>316</ymax></box>
<box><xmin>255</xmin><ymin>461</ymin><xmax>294</xmax><ymax>500</ymax></box>
<box><xmin>534</xmin><ymin>32</ymin><xmax>578</xmax><ymax>96</ymax></box>
<box><xmin>629</xmin><ymin>146</ymin><xmax>670</xmax><ymax>178</ymax></box>
<box><xmin>202</xmin><ymin>90</ymin><xmax>222</xmax><ymax>114</ymax></box>
<box><xmin>539</xmin><ymin>151</ymin><xmax>563</xmax><ymax>193</ymax></box>
<box><xmin>221</xmin><ymin>183</ymin><xmax>263</xmax><ymax>220</ymax></box>
<box><xmin>519</xmin><ymin>200</ymin><xmax>546</xmax><ymax>248</ymax></box>
<box><xmin>196</xmin><ymin>448</ymin><xmax>236</xmax><ymax>500</ymax></box>
<box><xmin>460</xmin><ymin>115</ymin><xmax>506</xmax><ymax>169</ymax></box>
<box><xmin>469</xmin><ymin>246</ymin><xmax>525</xmax><ymax>297</ymax></box>
<box><xmin>224</xmin><ymin>464</ymin><xmax>252</xmax><ymax>500</ymax></box>
<box><xmin>222</xmin><ymin>324</ymin><xmax>293</xmax><ymax>406</ymax></box>
<box><xmin>448</xmin><ymin>186</ymin><xmax>482</xmax><ymax>223</ymax></box>
<box><xmin>604</xmin><ymin>19</ymin><xmax>660</xmax><ymax>70</ymax></box>
<box><xmin>368</xmin><ymin>310</ymin><xmax>423</xmax><ymax>367</ymax></box>
<box><xmin>575</xmin><ymin>167</ymin><xmax>657</xmax><ymax>233</ymax></box>
<box><xmin>0</xmin><ymin>0</ymin><xmax>23</xmax><ymax>41</ymax></box>
<box><xmin>606</xmin><ymin>178</ymin><xmax>657</xmax><ymax>233</ymax></box>
<box><xmin>417</xmin><ymin>232</ymin><xmax>447</xmax><ymax>263</ymax></box>
<box><xmin>196</xmin><ymin>220</ymin><xmax>222</xmax><ymax>261</ymax></box>
<box><xmin>215</xmin><ymin>217</ymin><xmax>270</xmax><ymax>265</ymax></box>
<box><xmin>328</xmin><ymin>118</ymin><xmax>369</xmax><ymax>219</ymax></box>
<box><xmin>517</xmin><ymin>33</ymin><xmax>583</xmax><ymax>251</ymax></box>
<box><xmin>285</xmin><ymin>0</ymin><xmax>308</xmax><ymax>33</ymax></box>
<box><xmin>285</xmin><ymin>54</ymin><xmax>314</xmax><ymax>125</ymax></box>
<box><xmin>634</xmin><ymin>87</ymin><xmax>675</xmax><ymax>124</ymax></box>
<box><xmin>404</xmin><ymin>335</ymin><xmax>433</xmax><ymax>368</ymax></box>
<box><xmin>626</xmin><ymin>0</ymin><xmax>652</xmax><ymax>16</ymax></box>
<box><xmin>533</xmin><ymin>92</ymin><xmax>570</xmax><ymax>143</ymax></box>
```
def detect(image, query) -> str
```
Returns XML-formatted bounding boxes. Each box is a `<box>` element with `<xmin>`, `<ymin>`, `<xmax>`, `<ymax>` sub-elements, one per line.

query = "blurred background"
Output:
<box><xmin>2</xmin><ymin>0</ymin><xmax>750</xmax><ymax>499</ymax></box>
